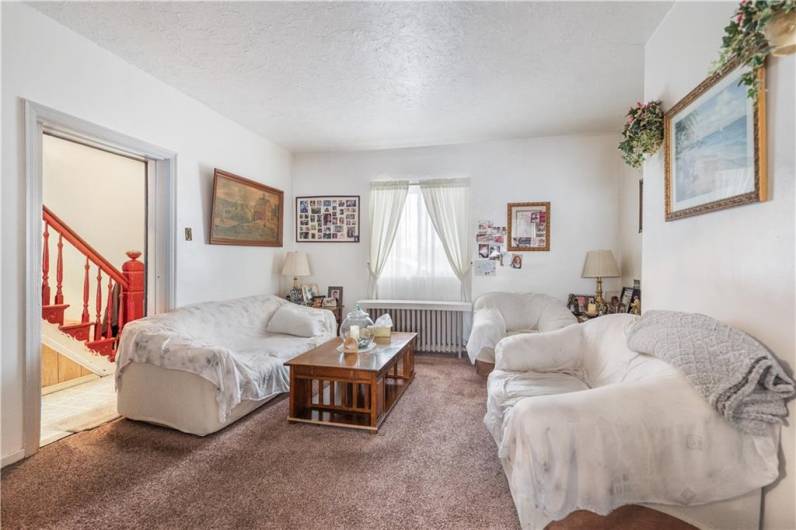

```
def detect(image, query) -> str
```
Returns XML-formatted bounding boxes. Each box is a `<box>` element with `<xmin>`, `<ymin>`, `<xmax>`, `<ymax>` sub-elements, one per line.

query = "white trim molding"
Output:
<box><xmin>21</xmin><ymin>100</ymin><xmax>178</xmax><ymax>459</ymax></box>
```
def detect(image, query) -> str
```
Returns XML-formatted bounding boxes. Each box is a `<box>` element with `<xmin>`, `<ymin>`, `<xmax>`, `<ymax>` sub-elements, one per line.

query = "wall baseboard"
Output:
<box><xmin>1</xmin><ymin>449</ymin><xmax>26</xmax><ymax>468</ymax></box>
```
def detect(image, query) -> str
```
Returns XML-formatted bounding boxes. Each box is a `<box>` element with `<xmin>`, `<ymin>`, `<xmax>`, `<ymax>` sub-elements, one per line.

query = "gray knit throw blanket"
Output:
<box><xmin>626</xmin><ymin>310</ymin><xmax>795</xmax><ymax>434</ymax></box>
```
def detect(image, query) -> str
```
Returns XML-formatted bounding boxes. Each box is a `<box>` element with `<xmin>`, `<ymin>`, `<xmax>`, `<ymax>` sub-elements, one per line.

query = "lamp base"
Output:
<box><xmin>595</xmin><ymin>277</ymin><xmax>607</xmax><ymax>315</ymax></box>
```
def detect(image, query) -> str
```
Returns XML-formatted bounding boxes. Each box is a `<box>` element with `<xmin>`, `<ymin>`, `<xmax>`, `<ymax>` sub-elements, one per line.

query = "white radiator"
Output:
<box><xmin>357</xmin><ymin>300</ymin><xmax>471</xmax><ymax>357</ymax></box>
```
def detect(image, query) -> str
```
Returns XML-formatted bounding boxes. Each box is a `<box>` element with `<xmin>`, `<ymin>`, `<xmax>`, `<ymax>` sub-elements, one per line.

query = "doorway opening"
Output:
<box><xmin>24</xmin><ymin>101</ymin><xmax>177</xmax><ymax>456</ymax></box>
<box><xmin>39</xmin><ymin>134</ymin><xmax>147</xmax><ymax>446</ymax></box>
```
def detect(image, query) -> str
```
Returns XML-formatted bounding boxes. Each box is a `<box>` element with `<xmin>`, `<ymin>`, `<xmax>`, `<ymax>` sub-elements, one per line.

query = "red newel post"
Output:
<box><xmin>121</xmin><ymin>250</ymin><xmax>145</xmax><ymax>328</ymax></box>
<box><xmin>55</xmin><ymin>233</ymin><xmax>64</xmax><ymax>304</ymax></box>
<box><xmin>42</xmin><ymin>222</ymin><xmax>51</xmax><ymax>306</ymax></box>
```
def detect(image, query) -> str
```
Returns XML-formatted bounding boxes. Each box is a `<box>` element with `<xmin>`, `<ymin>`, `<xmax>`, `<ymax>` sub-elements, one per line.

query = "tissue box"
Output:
<box><xmin>372</xmin><ymin>326</ymin><xmax>392</xmax><ymax>342</ymax></box>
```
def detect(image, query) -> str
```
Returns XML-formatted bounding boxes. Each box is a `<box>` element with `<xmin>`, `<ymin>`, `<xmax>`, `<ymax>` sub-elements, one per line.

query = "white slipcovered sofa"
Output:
<box><xmin>116</xmin><ymin>295</ymin><xmax>336</xmax><ymax>435</ymax></box>
<box><xmin>466</xmin><ymin>292</ymin><xmax>576</xmax><ymax>365</ymax></box>
<box><xmin>486</xmin><ymin>314</ymin><xmax>779</xmax><ymax>530</ymax></box>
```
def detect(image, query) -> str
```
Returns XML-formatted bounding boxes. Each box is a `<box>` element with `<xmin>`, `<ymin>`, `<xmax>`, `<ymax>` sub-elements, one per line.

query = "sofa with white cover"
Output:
<box><xmin>466</xmin><ymin>292</ymin><xmax>576</xmax><ymax>365</ymax></box>
<box><xmin>116</xmin><ymin>295</ymin><xmax>336</xmax><ymax>435</ymax></box>
<box><xmin>486</xmin><ymin>313</ymin><xmax>780</xmax><ymax>530</ymax></box>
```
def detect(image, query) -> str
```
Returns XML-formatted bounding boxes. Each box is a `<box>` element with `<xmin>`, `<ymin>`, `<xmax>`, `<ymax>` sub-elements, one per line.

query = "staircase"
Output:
<box><xmin>41</xmin><ymin>206</ymin><xmax>145</xmax><ymax>362</ymax></box>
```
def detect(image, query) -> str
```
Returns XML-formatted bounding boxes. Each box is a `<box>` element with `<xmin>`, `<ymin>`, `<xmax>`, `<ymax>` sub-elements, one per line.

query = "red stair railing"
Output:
<box><xmin>41</xmin><ymin>205</ymin><xmax>145</xmax><ymax>360</ymax></box>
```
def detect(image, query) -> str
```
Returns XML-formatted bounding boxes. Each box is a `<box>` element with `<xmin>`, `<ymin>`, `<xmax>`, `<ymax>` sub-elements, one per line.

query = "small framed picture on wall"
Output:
<box><xmin>507</xmin><ymin>202</ymin><xmax>550</xmax><ymax>251</ymax></box>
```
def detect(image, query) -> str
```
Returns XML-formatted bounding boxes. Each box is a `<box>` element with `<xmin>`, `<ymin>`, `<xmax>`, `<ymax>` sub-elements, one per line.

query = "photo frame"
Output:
<box><xmin>664</xmin><ymin>60</ymin><xmax>766</xmax><ymax>221</ymax></box>
<box><xmin>567</xmin><ymin>293</ymin><xmax>593</xmax><ymax>316</ymax></box>
<box><xmin>296</xmin><ymin>196</ymin><xmax>360</xmax><ymax>242</ymax></box>
<box><xmin>301</xmin><ymin>286</ymin><xmax>313</xmax><ymax>304</ymax></box>
<box><xmin>210</xmin><ymin>169</ymin><xmax>284</xmax><ymax>246</ymax></box>
<box><xmin>507</xmin><ymin>202</ymin><xmax>550</xmax><ymax>251</ymax></box>
<box><xmin>327</xmin><ymin>285</ymin><xmax>343</xmax><ymax>307</ymax></box>
<box><xmin>620</xmin><ymin>287</ymin><xmax>641</xmax><ymax>313</ymax></box>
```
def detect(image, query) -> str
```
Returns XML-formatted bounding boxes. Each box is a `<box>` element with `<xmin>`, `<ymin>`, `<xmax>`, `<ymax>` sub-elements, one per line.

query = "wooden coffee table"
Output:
<box><xmin>285</xmin><ymin>332</ymin><xmax>417</xmax><ymax>433</ymax></box>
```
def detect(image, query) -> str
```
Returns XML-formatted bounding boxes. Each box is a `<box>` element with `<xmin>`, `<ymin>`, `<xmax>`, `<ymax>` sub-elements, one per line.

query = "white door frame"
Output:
<box><xmin>23</xmin><ymin>100</ymin><xmax>178</xmax><ymax>456</ymax></box>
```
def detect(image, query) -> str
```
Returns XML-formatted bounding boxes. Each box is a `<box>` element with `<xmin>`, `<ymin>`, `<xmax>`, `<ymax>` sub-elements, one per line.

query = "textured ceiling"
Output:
<box><xmin>32</xmin><ymin>2</ymin><xmax>672</xmax><ymax>152</ymax></box>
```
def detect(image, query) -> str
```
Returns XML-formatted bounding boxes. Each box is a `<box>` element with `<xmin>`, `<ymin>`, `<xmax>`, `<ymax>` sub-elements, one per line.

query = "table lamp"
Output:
<box><xmin>581</xmin><ymin>249</ymin><xmax>620</xmax><ymax>314</ymax></box>
<box><xmin>282</xmin><ymin>251</ymin><xmax>310</xmax><ymax>303</ymax></box>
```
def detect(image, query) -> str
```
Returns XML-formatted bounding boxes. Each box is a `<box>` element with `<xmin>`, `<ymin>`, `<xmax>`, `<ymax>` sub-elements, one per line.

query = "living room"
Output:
<box><xmin>1</xmin><ymin>2</ymin><xmax>795</xmax><ymax>529</ymax></box>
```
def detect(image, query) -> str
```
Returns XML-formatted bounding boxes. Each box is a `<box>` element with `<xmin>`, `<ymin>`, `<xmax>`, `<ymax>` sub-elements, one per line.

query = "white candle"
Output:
<box><xmin>349</xmin><ymin>325</ymin><xmax>360</xmax><ymax>341</ymax></box>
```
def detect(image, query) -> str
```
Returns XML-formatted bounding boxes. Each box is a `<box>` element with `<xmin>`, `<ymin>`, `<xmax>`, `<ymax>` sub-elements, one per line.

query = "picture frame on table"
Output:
<box><xmin>664</xmin><ymin>59</ymin><xmax>766</xmax><ymax>221</ymax></box>
<box><xmin>507</xmin><ymin>202</ymin><xmax>550</xmax><ymax>251</ymax></box>
<box><xmin>301</xmin><ymin>286</ymin><xmax>313</xmax><ymax>304</ymax></box>
<box><xmin>620</xmin><ymin>287</ymin><xmax>641</xmax><ymax>313</ymax></box>
<box><xmin>327</xmin><ymin>286</ymin><xmax>343</xmax><ymax>307</ymax></box>
<box><xmin>567</xmin><ymin>294</ymin><xmax>592</xmax><ymax>316</ymax></box>
<box><xmin>295</xmin><ymin>195</ymin><xmax>360</xmax><ymax>242</ymax></box>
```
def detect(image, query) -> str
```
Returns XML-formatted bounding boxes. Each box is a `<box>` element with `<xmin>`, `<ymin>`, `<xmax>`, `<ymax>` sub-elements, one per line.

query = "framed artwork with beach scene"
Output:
<box><xmin>210</xmin><ymin>169</ymin><xmax>284</xmax><ymax>246</ymax></box>
<box><xmin>664</xmin><ymin>60</ymin><xmax>766</xmax><ymax>221</ymax></box>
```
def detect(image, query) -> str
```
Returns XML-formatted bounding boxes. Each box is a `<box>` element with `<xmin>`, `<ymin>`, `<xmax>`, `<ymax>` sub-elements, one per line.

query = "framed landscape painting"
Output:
<box><xmin>664</xmin><ymin>60</ymin><xmax>766</xmax><ymax>221</ymax></box>
<box><xmin>507</xmin><ymin>202</ymin><xmax>550</xmax><ymax>251</ymax></box>
<box><xmin>210</xmin><ymin>169</ymin><xmax>284</xmax><ymax>246</ymax></box>
<box><xmin>296</xmin><ymin>195</ymin><xmax>360</xmax><ymax>242</ymax></box>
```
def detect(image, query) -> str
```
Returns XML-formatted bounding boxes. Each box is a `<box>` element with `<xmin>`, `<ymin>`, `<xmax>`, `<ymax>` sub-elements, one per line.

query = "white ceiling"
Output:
<box><xmin>32</xmin><ymin>2</ymin><xmax>672</xmax><ymax>153</ymax></box>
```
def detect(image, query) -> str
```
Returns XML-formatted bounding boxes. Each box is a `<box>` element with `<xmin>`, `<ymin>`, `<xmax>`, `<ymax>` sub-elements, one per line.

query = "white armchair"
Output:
<box><xmin>466</xmin><ymin>292</ymin><xmax>576</xmax><ymax>367</ymax></box>
<box><xmin>486</xmin><ymin>313</ymin><xmax>780</xmax><ymax>530</ymax></box>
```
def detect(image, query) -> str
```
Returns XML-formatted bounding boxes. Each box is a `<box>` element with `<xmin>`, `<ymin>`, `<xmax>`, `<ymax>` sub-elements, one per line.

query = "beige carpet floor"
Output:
<box><xmin>1</xmin><ymin>356</ymin><xmax>521</xmax><ymax>529</ymax></box>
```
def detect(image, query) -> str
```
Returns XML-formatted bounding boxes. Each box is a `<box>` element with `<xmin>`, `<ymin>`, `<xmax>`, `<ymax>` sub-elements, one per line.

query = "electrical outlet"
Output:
<box><xmin>184</xmin><ymin>227</ymin><xmax>193</xmax><ymax>241</ymax></box>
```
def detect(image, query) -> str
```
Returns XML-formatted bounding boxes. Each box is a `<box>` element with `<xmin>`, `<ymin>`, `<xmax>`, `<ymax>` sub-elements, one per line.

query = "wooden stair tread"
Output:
<box><xmin>42</xmin><ymin>304</ymin><xmax>70</xmax><ymax>326</ymax></box>
<box><xmin>59</xmin><ymin>321</ymin><xmax>93</xmax><ymax>342</ymax></box>
<box><xmin>87</xmin><ymin>337</ymin><xmax>115</xmax><ymax>345</ymax></box>
<box><xmin>59</xmin><ymin>322</ymin><xmax>92</xmax><ymax>331</ymax></box>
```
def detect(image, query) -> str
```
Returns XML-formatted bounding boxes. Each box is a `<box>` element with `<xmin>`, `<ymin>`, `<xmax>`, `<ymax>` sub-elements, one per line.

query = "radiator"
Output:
<box><xmin>358</xmin><ymin>300</ymin><xmax>472</xmax><ymax>357</ymax></box>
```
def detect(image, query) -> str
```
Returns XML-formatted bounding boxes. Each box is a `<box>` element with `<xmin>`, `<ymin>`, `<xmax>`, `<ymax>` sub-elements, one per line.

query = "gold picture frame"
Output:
<box><xmin>210</xmin><ymin>169</ymin><xmax>284</xmax><ymax>246</ymax></box>
<box><xmin>507</xmin><ymin>202</ymin><xmax>550</xmax><ymax>252</ymax></box>
<box><xmin>664</xmin><ymin>59</ymin><xmax>767</xmax><ymax>221</ymax></box>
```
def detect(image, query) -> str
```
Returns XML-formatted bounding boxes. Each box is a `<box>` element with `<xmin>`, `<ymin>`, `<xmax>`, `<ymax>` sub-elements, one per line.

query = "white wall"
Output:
<box><xmin>293</xmin><ymin>133</ymin><xmax>625</xmax><ymax>309</ymax></box>
<box><xmin>1</xmin><ymin>4</ymin><xmax>292</xmax><ymax>464</ymax></box>
<box><xmin>43</xmin><ymin>134</ymin><xmax>147</xmax><ymax>323</ymax></box>
<box><xmin>643</xmin><ymin>3</ymin><xmax>795</xmax><ymax>529</ymax></box>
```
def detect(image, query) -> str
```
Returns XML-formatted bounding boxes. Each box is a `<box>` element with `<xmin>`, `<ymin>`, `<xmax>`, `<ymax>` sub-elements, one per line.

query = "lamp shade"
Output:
<box><xmin>281</xmin><ymin>251</ymin><xmax>311</xmax><ymax>277</ymax></box>
<box><xmin>581</xmin><ymin>250</ymin><xmax>620</xmax><ymax>278</ymax></box>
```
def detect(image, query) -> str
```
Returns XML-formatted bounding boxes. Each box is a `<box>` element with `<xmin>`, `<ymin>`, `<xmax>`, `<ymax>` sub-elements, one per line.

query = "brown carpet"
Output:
<box><xmin>2</xmin><ymin>356</ymin><xmax>695</xmax><ymax>530</ymax></box>
<box><xmin>1</xmin><ymin>356</ymin><xmax>520</xmax><ymax>529</ymax></box>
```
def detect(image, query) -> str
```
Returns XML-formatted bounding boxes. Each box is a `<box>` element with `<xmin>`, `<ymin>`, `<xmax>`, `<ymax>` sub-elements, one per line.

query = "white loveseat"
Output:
<box><xmin>466</xmin><ymin>292</ymin><xmax>576</xmax><ymax>366</ymax></box>
<box><xmin>116</xmin><ymin>295</ymin><xmax>336</xmax><ymax>435</ymax></box>
<box><xmin>486</xmin><ymin>314</ymin><xmax>780</xmax><ymax>530</ymax></box>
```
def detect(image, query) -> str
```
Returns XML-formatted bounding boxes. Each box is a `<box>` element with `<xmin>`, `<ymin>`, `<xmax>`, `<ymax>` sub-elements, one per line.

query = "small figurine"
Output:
<box><xmin>629</xmin><ymin>296</ymin><xmax>641</xmax><ymax>315</ymax></box>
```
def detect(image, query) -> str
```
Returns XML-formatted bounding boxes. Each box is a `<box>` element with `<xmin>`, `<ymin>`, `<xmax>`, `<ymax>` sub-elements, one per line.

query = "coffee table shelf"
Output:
<box><xmin>285</xmin><ymin>333</ymin><xmax>417</xmax><ymax>433</ymax></box>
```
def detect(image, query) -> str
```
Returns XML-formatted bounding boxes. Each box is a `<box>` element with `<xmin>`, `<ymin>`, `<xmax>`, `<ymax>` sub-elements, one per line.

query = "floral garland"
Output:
<box><xmin>618</xmin><ymin>101</ymin><xmax>664</xmax><ymax>169</ymax></box>
<box><xmin>715</xmin><ymin>0</ymin><xmax>796</xmax><ymax>100</ymax></box>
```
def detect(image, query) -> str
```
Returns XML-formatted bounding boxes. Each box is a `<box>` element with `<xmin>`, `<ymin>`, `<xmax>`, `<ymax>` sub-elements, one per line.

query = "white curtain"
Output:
<box><xmin>368</xmin><ymin>180</ymin><xmax>409</xmax><ymax>298</ymax></box>
<box><xmin>378</xmin><ymin>185</ymin><xmax>461</xmax><ymax>301</ymax></box>
<box><xmin>419</xmin><ymin>178</ymin><xmax>472</xmax><ymax>301</ymax></box>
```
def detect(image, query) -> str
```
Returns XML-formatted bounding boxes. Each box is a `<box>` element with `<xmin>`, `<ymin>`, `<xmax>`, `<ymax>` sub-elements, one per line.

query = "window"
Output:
<box><xmin>378</xmin><ymin>185</ymin><xmax>461</xmax><ymax>301</ymax></box>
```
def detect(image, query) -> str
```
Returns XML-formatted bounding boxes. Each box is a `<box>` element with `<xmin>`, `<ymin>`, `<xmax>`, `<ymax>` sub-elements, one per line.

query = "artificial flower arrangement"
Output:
<box><xmin>618</xmin><ymin>100</ymin><xmax>664</xmax><ymax>169</ymax></box>
<box><xmin>715</xmin><ymin>0</ymin><xmax>796</xmax><ymax>100</ymax></box>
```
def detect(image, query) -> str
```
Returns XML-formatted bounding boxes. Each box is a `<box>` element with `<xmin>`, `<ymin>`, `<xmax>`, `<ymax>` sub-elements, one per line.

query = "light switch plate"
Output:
<box><xmin>184</xmin><ymin>227</ymin><xmax>192</xmax><ymax>241</ymax></box>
